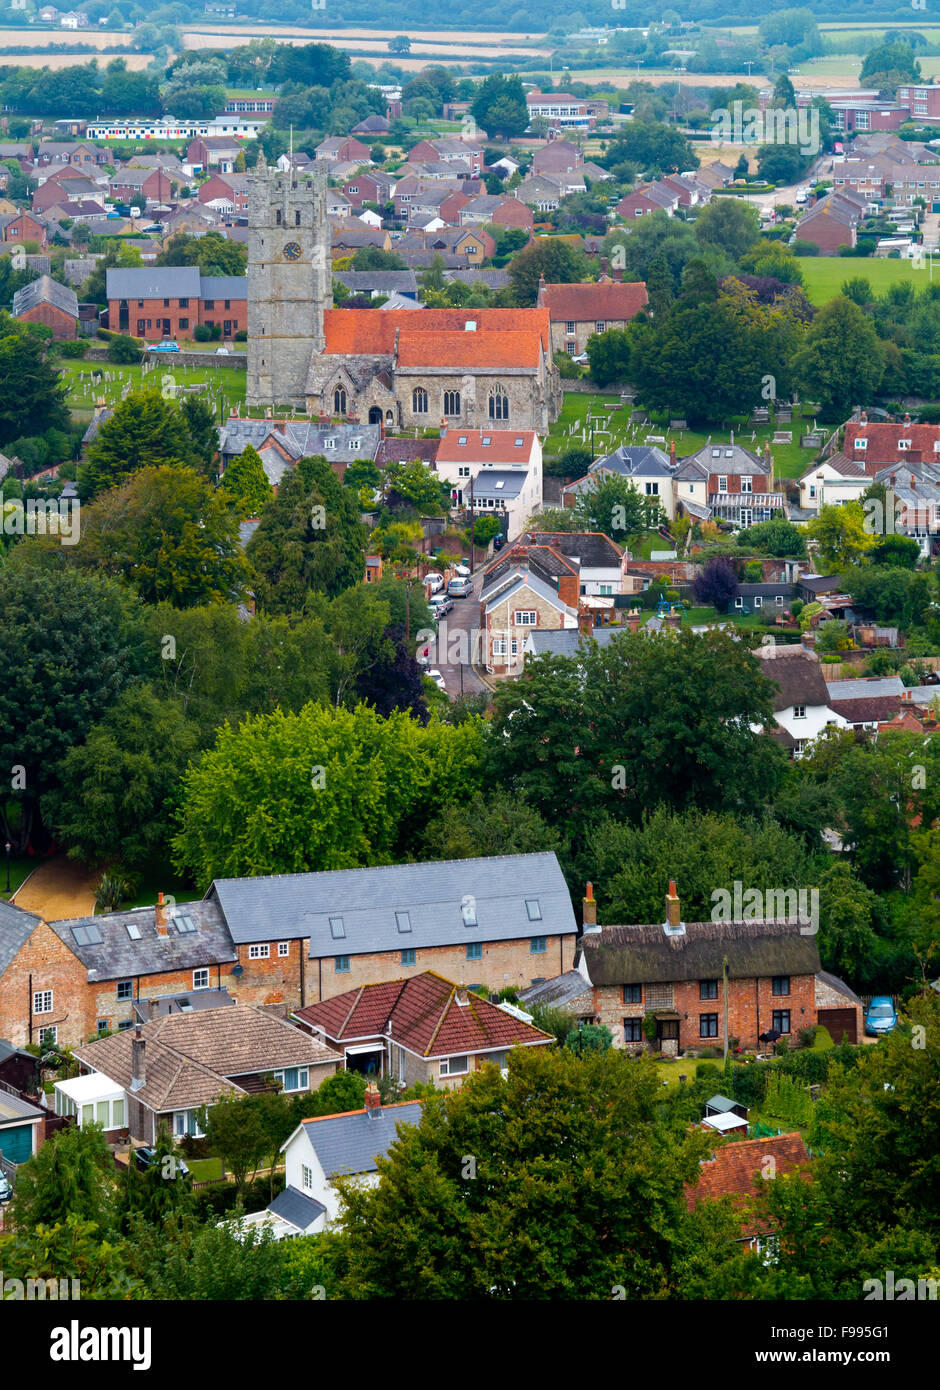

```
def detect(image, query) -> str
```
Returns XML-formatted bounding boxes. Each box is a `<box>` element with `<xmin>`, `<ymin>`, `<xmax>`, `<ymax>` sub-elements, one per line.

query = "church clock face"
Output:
<box><xmin>282</xmin><ymin>241</ymin><xmax>302</xmax><ymax>261</ymax></box>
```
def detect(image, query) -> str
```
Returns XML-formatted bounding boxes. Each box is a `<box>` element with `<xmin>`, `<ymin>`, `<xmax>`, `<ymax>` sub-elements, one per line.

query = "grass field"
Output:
<box><xmin>546</xmin><ymin>392</ymin><xmax>823</xmax><ymax>480</ymax></box>
<box><xmin>799</xmin><ymin>255</ymin><xmax>927</xmax><ymax>306</ymax></box>
<box><xmin>60</xmin><ymin>358</ymin><xmax>246</xmax><ymax>417</ymax></box>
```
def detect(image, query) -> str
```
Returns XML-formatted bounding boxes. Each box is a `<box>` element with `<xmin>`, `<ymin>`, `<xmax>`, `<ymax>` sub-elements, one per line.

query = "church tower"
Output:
<box><xmin>245</xmin><ymin>153</ymin><xmax>332</xmax><ymax>409</ymax></box>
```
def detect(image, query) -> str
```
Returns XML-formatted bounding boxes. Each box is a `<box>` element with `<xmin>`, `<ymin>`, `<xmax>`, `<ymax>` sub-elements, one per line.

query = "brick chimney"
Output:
<box><xmin>577</xmin><ymin>607</ymin><xmax>594</xmax><ymax>634</ymax></box>
<box><xmin>364</xmin><ymin>1081</ymin><xmax>381</xmax><ymax>1117</ymax></box>
<box><xmin>665</xmin><ymin>880</ymin><xmax>681</xmax><ymax>929</ymax></box>
<box><xmin>130</xmin><ymin>1027</ymin><xmax>146</xmax><ymax>1092</ymax></box>
<box><xmin>155</xmin><ymin>891</ymin><xmax>168</xmax><ymax>936</ymax></box>
<box><xmin>582</xmin><ymin>881</ymin><xmax>599</xmax><ymax>933</ymax></box>
<box><xmin>669</xmin><ymin>439</ymin><xmax>677</xmax><ymax>467</ymax></box>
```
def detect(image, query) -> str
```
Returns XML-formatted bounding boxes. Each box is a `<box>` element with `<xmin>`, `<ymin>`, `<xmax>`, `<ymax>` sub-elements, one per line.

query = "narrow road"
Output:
<box><xmin>12</xmin><ymin>857</ymin><xmax>97</xmax><ymax>922</ymax></box>
<box><xmin>418</xmin><ymin>570</ymin><xmax>488</xmax><ymax>700</ymax></box>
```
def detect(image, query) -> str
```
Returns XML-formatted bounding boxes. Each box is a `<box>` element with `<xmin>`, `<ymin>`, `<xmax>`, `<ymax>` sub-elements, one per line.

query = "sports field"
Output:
<box><xmin>798</xmin><ymin>255</ymin><xmax>929</xmax><ymax>306</ymax></box>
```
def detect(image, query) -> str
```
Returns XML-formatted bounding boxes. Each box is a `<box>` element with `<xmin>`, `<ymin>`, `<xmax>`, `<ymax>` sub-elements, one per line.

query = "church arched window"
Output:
<box><xmin>333</xmin><ymin>386</ymin><xmax>347</xmax><ymax>414</ymax></box>
<box><xmin>489</xmin><ymin>389</ymin><xmax>509</xmax><ymax>422</ymax></box>
<box><xmin>443</xmin><ymin>391</ymin><xmax>461</xmax><ymax>417</ymax></box>
<box><xmin>413</xmin><ymin>388</ymin><xmax>428</xmax><ymax>414</ymax></box>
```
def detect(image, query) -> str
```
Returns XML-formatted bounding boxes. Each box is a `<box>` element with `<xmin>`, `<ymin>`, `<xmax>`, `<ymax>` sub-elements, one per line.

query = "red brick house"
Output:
<box><xmin>197</xmin><ymin>173</ymin><xmax>250</xmax><ymax>215</ymax></box>
<box><xmin>12</xmin><ymin>274</ymin><xmax>78</xmax><ymax>339</ymax></box>
<box><xmin>110</xmin><ymin>167</ymin><xmax>174</xmax><ymax>206</ymax></box>
<box><xmin>342</xmin><ymin>170</ymin><xmax>396</xmax><ymax>208</ymax></box>
<box><xmin>0</xmin><ymin>211</ymin><xmax>48</xmax><ymax>247</ymax></box>
<box><xmin>106</xmin><ymin>266</ymin><xmax>246</xmax><ymax>341</ymax></box>
<box><xmin>408</xmin><ymin>138</ymin><xmax>483</xmax><ymax>177</ymax></box>
<box><xmin>292</xmin><ymin>970</ymin><xmax>553</xmax><ymax>1087</ymax></box>
<box><xmin>842</xmin><ymin>414</ymin><xmax>940</xmax><ymax>473</ymax></box>
<box><xmin>615</xmin><ymin>187</ymin><xmax>668</xmax><ymax>219</ymax></box>
<box><xmin>537</xmin><ymin>277</ymin><xmax>649</xmax><ymax>355</ymax></box>
<box><xmin>579</xmin><ymin>881</ymin><xmax>822</xmax><ymax>1053</ymax></box>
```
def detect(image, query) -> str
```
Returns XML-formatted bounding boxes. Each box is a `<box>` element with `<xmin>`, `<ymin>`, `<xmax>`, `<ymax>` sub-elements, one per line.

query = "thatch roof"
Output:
<box><xmin>582</xmin><ymin>920</ymin><xmax>820</xmax><ymax>986</ymax></box>
<box><xmin>756</xmin><ymin>646</ymin><xmax>830</xmax><ymax>712</ymax></box>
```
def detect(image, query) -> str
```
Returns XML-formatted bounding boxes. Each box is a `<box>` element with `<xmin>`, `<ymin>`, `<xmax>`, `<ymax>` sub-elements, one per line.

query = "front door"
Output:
<box><xmin>740</xmin><ymin>508</ymin><xmax>752</xmax><ymax>528</ymax></box>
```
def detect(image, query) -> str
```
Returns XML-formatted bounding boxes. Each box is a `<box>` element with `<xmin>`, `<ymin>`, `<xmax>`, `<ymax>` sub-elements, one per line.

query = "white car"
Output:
<box><xmin>0</xmin><ymin>1173</ymin><xmax>12</xmax><ymax>1203</ymax></box>
<box><xmin>425</xmin><ymin>572</ymin><xmax>444</xmax><ymax>593</ymax></box>
<box><xmin>427</xmin><ymin>669</ymin><xmax>446</xmax><ymax>690</ymax></box>
<box><xmin>453</xmin><ymin>563</ymin><xmax>471</xmax><ymax>579</ymax></box>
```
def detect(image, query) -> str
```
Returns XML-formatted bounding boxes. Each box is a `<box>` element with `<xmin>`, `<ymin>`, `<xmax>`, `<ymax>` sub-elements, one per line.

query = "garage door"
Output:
<box><xmin>818</xmin><ymin>1008</ymin><xmax>857</xmax><ymax>1044</ymax></box>
<box><xmin>0</xmin><ymin>1123</ymin><xmax>33</xmax><ymax>1165</ymax></box>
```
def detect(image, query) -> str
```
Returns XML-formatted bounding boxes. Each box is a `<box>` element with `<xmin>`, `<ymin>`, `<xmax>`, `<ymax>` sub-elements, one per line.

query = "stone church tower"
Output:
<box><xmin>245</xmin><ymin>154</ymin><xmax>332</xmax><ymax>409</ymax></box>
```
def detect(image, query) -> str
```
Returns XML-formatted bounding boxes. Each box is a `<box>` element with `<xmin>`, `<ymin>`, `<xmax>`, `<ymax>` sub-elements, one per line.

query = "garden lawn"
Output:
<box><xmin>0</xmin><ymin>854</ymin><xmax>38</xmax><ymax>903</ymax></box>
<box><xmin>187</xmin><ymin>1157</ymin><xmax>224</xmax><ymax>1183</ymax></box>
<box><xmin>799</xmin><ymin>255</ymin><xmax>925</xmax><ymax>307</ymax></box>
<box><xmin>122</xmin><ymin>871</ymin><xmax>198</xmax><ymax>912</ymax></box>
<box><xmin>546</xmin><ymin>392</ymin><xmax>821</xmax><ymax>480</ymax></box>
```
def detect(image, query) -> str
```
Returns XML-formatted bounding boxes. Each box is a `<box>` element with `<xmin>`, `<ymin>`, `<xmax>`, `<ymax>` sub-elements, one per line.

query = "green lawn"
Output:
<box><xmin>0</xmin><ymin>854</ymin><xmax>39</xmax><ymax>903</ymax></box>
<box><xmin>547</xmin><ymin>391</ymin><xmax>822</xmax><ymax>481</ymax></box>
<box><xmin>799</xmin><ymin>256</ymin><xmax>928</xmax><ymax>307</ymax></box>
<box><xmin>60</xmin><ymin>358</ymin><xmax>246</xmax><ymax>417</ymax></box>
<box><xmin>187</xmin><ymin>1157</ymin><xmax>223</xmax><ymax>1183</ymax></box>
<box><xmin>122</xmin><ymin>872</ymin><xmax>198</xmax><ymax>912</ymax></box>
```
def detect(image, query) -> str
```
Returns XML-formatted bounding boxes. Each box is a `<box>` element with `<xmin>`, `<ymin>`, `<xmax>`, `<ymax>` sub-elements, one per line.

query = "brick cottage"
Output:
<box><xmin>578</xmin><ymin>881</ymin><xmax>821</xmax><ymax>1054</ymax></box>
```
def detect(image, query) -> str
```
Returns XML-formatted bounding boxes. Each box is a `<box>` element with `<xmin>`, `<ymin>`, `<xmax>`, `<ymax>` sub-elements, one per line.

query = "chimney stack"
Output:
<box><xmin>131</xmin><ymin>1027</ymin><xmax>145</xmax><ymax>1092</ymax></box>
<box><xmin>665</xmin><ymin>880</ymin><xmax>681</xmax><ymax>928</ymax></box>
<box><xmin>155</xmin><ymin>891</ymin><xmax>168</xmax><ymax>936</ymax></box>
<box><xmin>455</xmin><ymin>983</ymin><xmax>469</xmax><ymax>1006</ymax></box>
<box><xmin>669</xmin><ymin>439</ymin><xmax>677</xmax><ymax>467</ymax></box>
<box><xmin>364</xmin><ymin>1081</ymin><xmax>381</xmax><ymax>1117</ymax></box>
<box><xmin>582</xmin><ymin>881</ymin><xmax>598</xmax><ymax>931</ymax></box>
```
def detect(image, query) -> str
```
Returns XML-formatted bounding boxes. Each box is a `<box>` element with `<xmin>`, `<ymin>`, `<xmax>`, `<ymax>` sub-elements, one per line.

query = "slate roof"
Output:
<box><xmin>517</xmin><ymin>969</ymin><xmax>593</xmax><ymax>1009</ymax></box>
<box><xmin>684</xmin><ymin>442</ymin><xmax>770</xmax><ymax>474</ymax></box>
<box><xmin>208</xmin><ymin>853</ymin><xmax>577</xmax><ymax>953</ymax></box>
<box><xmin>334</xmin><ymin>270</ymin><xmax>418</xmax><ymax>296</ymax></box>
<box><xmin>48</xmin><ymin>899</ymin><xmax>236</xmax><ymax>983</ymax></box>
<box><xmin>296</xmin><ymin>970</ymin><xmax>552</xmax><ymax>1057</ymax></box>
<box><xmin>798</xmin><ymin>573</ymin><xmax>844</xmax><ymax>596</ymax></box>
<box><xmin>524</xmin><ymin>627</ymin><xmax>623</xmax><ymax>659</ymax></box>
<box><xmin>0</xmin><ymin>900</ymin><xmax>42</xmax><ymax>974</ymax></box>
<box><xmin>518</xmin><ymin>529</ymin><xmax>624</xmax><ymax>569</ymax></box>
<box><xmin>471</xmin><ymin>469</ymin><xmax>527</xmax><ymax>500</ymax></box>
<box><xmin>300</xmin><ymin>1100</ymin><xmax>424</xmax><ymax>1178</ymax></box>
<box><xmin>12</xmin><ymin>274</ymin><xmax>78</xmax><ymax>320</ymax></box>
<box><xmin>105</xmin><ymin>268</ymin><xmax>246</xmax><ymax>301</ymax></box>
<box><xmin>824</xmin><ymin>677</ymin><xmax>904</xmax><ymax>701</ymax></box>
<box><xmin>268</xmin><ymin>1185</ymin><xmax>326</xmax><ymax>1230</ymax></box>
<box><xmin>483</xmin><ymin>568</ymin><xmax>575</xmax><ymax>617</ymax></box>
<box><xmin>581</xmin><ymin>920</ymin><xmax>821</xmax><ymax>986</ymax></box>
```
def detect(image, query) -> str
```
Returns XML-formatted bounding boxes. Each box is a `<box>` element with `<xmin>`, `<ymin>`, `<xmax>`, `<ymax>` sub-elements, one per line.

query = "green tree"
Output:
<box><xmin>470</xmin><ymin>74</ymin><xmax>528</xmax><ymax>139</ymax></box>
<box><xmin>573</xmin><ymin>472</ymin><xmax>661</xmax><ymax>542</ymax></box>
<box><xmin>0</xmin><ymin>567</ymin><xmax>152</xmax><ymax>850</ymax></box>
<box><xmin>741</xmin><ymin>517</ymin><xmax>806</xmax><ymax>558</ymax></box>
<box><xmin>172</xmin><ymin>701</ymin><xmax>483</xmax><ymax>888</ymax></box>
<box><xmin>220</xmin><ymin>444</ymin><xmax>273</xmax><ymax>518</ymax></box>
<box><xmin>116</xmin><ymin>1122</ymin><xmax>193</xmax><ymax>1230</ymax></box>
<box><xmin>806</xmin><ymin>501</ymin><xmax>874</xmax><ymax>570</ymax></box>
<box><xmin>793</xmin><ymin>297</ymin><xmax>885</xmax><ymax>421</ymax></box>
<box><xmin>381</xmin><ymin>456</ymin><xmax>448</xmax><ymax>513</ymax></box>
<box><xmin>43</xmin><ymin>685</ymin><xmax>200</xmax><ymax>873</ymax></box>
<box><xmin>860</xmin><ymin>40</ymin><xmax>921</xmax><ymax>96</ymax></box>
<box><xmin>0</xmin><ymin>312</ymin><xmax>69</xmax><ymax>447</ymax></box>
<box><xmin>507</xmin><ymin>237</ymin><xmax>588</xmax><ymax>307</ymax></box>
<box><xmin>586</xmin><ymin>328</ymin><xmax>633</xmax><ymax>388</ymax></box>
<box><xmin>74</xmin><ymin>465</ymin><xmax>251</xmax><ymax>608</ymax></box>
<box><xmin>0</xmin><ymin>1215</ymin><xmax>138</xmax><ymax>1300</ymax></box>
<box><xmin>693</xmin><ymin>198</ymin><xmax>761</xmax><ymax>262</ymax></box>
<box><xmin>10</xmin><ymin>1124</ymin><xmax>115</xmax><ymax>1235</ymax></box>
<box><xmin>156</xmin><ymin>230</ymin><xmax>247</xmax><ymax>277</ymax></box>
<box><xmin>327</xmin><ymin>1045</ymin><xmax>714</xmax><ymax>1299</ymax></box>
<box><xmin>204</xmin><ymin>1092</ymin><xmax>269</xmax><ymax>1198</ymax></box>
<box><xmin>420</xmin><ymin>788</ymin><xmax>560</xmax><ymax>862</ymax></box>
<box><xmin>78</xmin><ymin>389</ymin><xmax>201</xmax><ymax>500</ymax></box>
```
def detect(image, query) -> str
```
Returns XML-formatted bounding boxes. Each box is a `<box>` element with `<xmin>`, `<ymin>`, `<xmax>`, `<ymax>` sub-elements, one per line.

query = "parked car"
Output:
<box><xmin>151</xmin><ymin>340</ymin><xmax>180</xmax><ymax>352</ymax></box>
<box><xmin>429</xmin><ymin>596</ymin><xmax>453</xmax><ymax>619</ymax></box>
<box><xmin>416</xmin><ymin>645</ymin><xmax>430</xmax><ymax>666</ymax></box>
<box><xmin>216</xmin><ymin>347</ymin><xmax>230</xmax><ymax>355</ymax></box>
<box><xmin>425</xmin><ymin>572</ymin><xmax>444</xmax><ymax>594</ymax></box>
<box><xmin>864</xmin><ymin>996</ymin><xmax>898</xmax><ymax>1037</ymax></box>
<box><xmin>447</xmin><ymin>577</ymin><xmax>471</xmax><ymax>597</ymax></box>
<box><xmin>0</xmin><ymin>1173</ymin><xmax>12</xmax><ymax>1203</ymax></box>
<box><xmin>133</xmin><ymin>1146</ymin><xmax>190</xmax><ymax>1177</ymax></box>
<box><xmin>453</xmin><ymin>563</ymin><xmax>471</xmax><ymax>578</ymax></box>
<box><xmin>426</xmin><ymin>669</ymin><xmax>446</xmax><ymax>690</ymax></box>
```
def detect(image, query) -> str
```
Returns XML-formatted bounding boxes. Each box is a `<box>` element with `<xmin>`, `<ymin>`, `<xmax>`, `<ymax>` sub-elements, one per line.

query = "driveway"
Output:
<box><xmin>12</xmin><ymin>856</ymin><xmax>97</xmax><ymax>922</ymax></box>
<box><xmin>418</xmin><ymin>571</ymin><xmax>488</xmax><ymax>700</ymax></box>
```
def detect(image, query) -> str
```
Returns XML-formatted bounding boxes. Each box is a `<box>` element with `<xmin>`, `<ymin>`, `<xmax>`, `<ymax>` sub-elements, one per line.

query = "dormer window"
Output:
<box><xmin>898</xmin><ymin>439</ymin><xmax>911</xmax><ymax>450</ymax></box>
<box><xmin>854</xmin><ymin>438</ymin><xmax>867</xmax><ymax>449</ymax></box>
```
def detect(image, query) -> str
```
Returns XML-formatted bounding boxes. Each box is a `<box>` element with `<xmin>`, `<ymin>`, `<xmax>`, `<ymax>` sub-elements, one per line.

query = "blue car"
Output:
<box><xmin>864</xmin><ymin>996</ymin><xmax>898</xmax><ymax>1037</ymax></box>
<box><xmin>151</xmin><ymin>340</ymin><xmax>180</xmax><ymax>352</ymax></box>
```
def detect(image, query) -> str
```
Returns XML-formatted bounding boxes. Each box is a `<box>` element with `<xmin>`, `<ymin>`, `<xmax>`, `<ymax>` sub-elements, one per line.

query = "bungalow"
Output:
<box><xmin>261</xmin><ymin>1088</ymin><xmax>424</xmax><ymax>1237</ymax></box>
<box><xmin>67</xmin><ymin>1002</ymin><xmax>341</xmax><ymax>1143</ymax></box>
<box><xmin>292</xmin><ymin>970</ymin><xmax>553</xmax><ymax>1087</ymax></box>
<box><xmin>579</xmin><ymin>880</ymin><xmax>822</xmax><ymax>1054</ymax></box>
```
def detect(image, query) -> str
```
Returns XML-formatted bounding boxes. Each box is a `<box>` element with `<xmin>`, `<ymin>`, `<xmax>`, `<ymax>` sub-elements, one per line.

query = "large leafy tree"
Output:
<box><xmin>247</xmin><ymin>457</ymin><xmax>367</xmax><ymax>613</ymax></box>
<box><xmin>0</xmin><ymin>566</ymin><xmax>152</xmax><ymax>848</ymax></box>
<box><xmin>0</xmin><ymin>313</ymin><xmax>69</xmax><ymax>447</ymax></box>
<box><xmin>42</xmin><ymin>685</ymin><xmax>200</xmax><ymax>873</ymax></box>
<box><xmin>172</xmin><ymin>701</ymin><xmax>483</xmax><ymax>887</ymax></box>
<box><xmin>572</xmin><ymin>472</ymin><xmax>662</xmax><ymax>542</ymax></box>
<box><xmin>326</xmin><ymin>1045</ymin><xmax>716</xmax><ymax>1299</ymax></box>
<box><xmin>693</xmin><ymin>198</ymin><xmax>761</xmax><ymax>262</ymax></box>
<box><xmin>806</xmin><ymin>501</ymin><xmax>874</xmax><ymax>571</ymax></box>
<box><xmin>156</xmin><ymin>230</ymin><xmax>247</xmax><ymax>277</ymax></box>
<box><xmin>507</xmin><ymin>238</ymin><xmax>589</xmax><ymax>307</ymax></box>
<box><xmin>78</xmin><ymin>389</ymin><xmax>202</xmax><ymax>501</ymax></box>
<box><xmin>73</xmin><ymin>465</ymin><xmax>250</xmax><ymax>609</ymax></box>
<box><xmin>601</xmin><ymin>121</ymin><xmax>698</xmax><ymax>176</ymax></box>
<box><xmin>470</xmin><ymin>73</ymin><xmax>528</xmax><ymax>139</ymax></box>
<box><xmin>420</xmin><ymin>788</ymin><xmax>560</xmax><ymax>862</ymax></box>
<box><xmin>10</xmin><ymin>1124</ymin><xmax>116</xmax><ymax>1235</ymax></box>
<box><xmin>485</xmin><ymin>628</ymin><xmax>782</xmax><ymax>829</ymax></box>
<box><xmin>219</xmin><ymin>444</ymin><xmax>273</xmax><ymax>518</ymax></box>
<box><xmin>793</xmin><ymin>297</ymin><xmax>885</xmax><ymax>421</ymax></box>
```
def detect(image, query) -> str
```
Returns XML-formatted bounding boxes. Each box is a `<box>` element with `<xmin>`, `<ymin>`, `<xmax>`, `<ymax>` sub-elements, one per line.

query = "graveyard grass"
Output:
<box><xmin>61</xmin><ymin>358</ymin><xmax>248</xmax><ymax>416</ymax></box>
<box><xmin>545</xmin><ymin>393</ymin><xmax>821</xmax><ymax>480</ymax></box>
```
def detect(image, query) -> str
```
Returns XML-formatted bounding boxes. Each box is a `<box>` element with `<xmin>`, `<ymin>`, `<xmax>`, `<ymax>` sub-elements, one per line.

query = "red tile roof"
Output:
<box><xmin>686</xmin><ymin>1133</ymin><xmax>811</xmax><ymax>1237</ymax></box>
<box><xmin>437</xmin><ymin>429</ymin><xmax>537</xmax><ymax>463</ymax></box>
<box><xmin>539</xmin><ymin>280</ymin><xmax>649</xmax><ymax>322</ymax></box>
<box><xmin>294</xmin><ymin>970</ymin><xmax>553</xmax><ymax>1058</ymax></box>
<box><xmin>397</xmin><ymin>330</ymin><xmax>543</xmax><ymax>369</ymax></box>
<box><xmin>844</xmin><ymin>420</ymin><xmax>940</xmax><ymax>468</ymax></box>
<box><xmin>322</xmin><ymin>307</ymin><xmax>551</xmax><ymax>359</ymax></box>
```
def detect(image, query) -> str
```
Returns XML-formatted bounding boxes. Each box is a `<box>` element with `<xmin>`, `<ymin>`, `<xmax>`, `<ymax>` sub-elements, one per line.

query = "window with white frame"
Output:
<box><xmin>793</xmin><ymin>705</ymin><xmax>806</xmax><ymax>719</ymax></box>
<box><xmin>273</xmin><ymin>1066</ymin><xmax>309</xmax><ymax>1093</ymax></box>
<box><xmin>249</xmin><ymin>944</ymin><xmax>270</xmax><ymax>959</ymax></box>
<box><xmin>514</xmin><ymin>610</ymin><xmax>537</xmax><ymax>625</ymax></box>
<box><xmin>492</xmin><ymin>638</ymin><xmax>507</xmax><ymax>657</ymax></box>
<box><xmin>278</xmin><ymin>942</ymin><xmax>289</xmax><ymax>957</ymax></box>
<box><xmin>754</xmin><ymin>596</ymin><xmax>762</xmax><ymax>608</ymax></box>
<box><xmin>38</xmin><ymin>1025</ymin><xmax>57</xmax><ymax>1046</ymax></box>
<box><xmin>854</xmin><ymin>438</ymin><xmax>867</xmax><ymax>450</ymax></box>
<box><xmin>898</xmin><ymin>439</ymin><xmax>911</xmax><ymax>450</ymax></box>
<box><xmin>741</xmin><ymin>477</ymin><xmax>752</xmax><ymax>493</ymax></box>
<box><xmin>440</xmin><ymin>1054</ymin><xmax>469</xmax><ymax>1076</ymax></box>
<box><xmin>717</xmin><ymin>476</ymin><xmax>728</xmax><ymax>492</ymax></box>
<box><xmin>33</xmin><ymin>990</ymin><xmax>53</xmax><ymax>1014</ymax></box>
<box><xmin>302</xmin><ymin>1163</ymin><xmax>314</xmax><ymax>1191</ymax></box>
<box><xmin>193</xmin><ymin>968</ymin><xmax>210</xmax><ymax>990</ymax></box>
